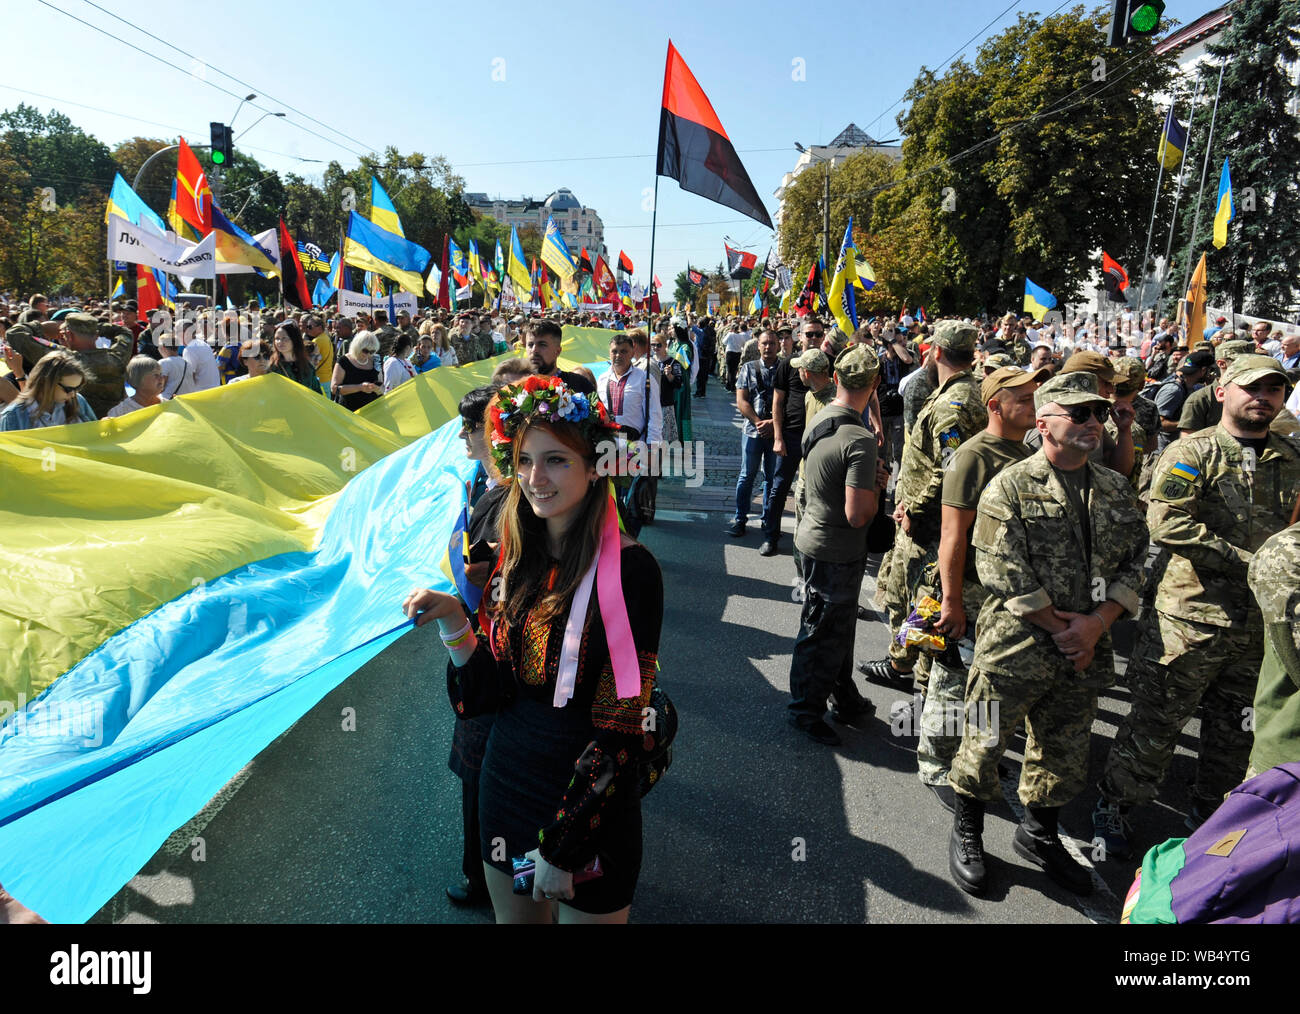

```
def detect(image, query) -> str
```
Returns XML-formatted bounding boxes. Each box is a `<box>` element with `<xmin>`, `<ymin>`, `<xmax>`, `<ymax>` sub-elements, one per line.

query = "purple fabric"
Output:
<box><xmin>1171</xmin><ymin>763</ymin><xmax>1300</xmax><ymax>924</ymax></box>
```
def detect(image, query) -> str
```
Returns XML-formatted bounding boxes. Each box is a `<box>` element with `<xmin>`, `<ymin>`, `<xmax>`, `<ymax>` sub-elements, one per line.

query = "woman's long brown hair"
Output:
<box><xmin>15</xmin><ymin>350</ymin><xmax>91</xmax><ymax>421</ymax></box>
<box><xmin>492</xmin><ymin>418</ymin><xmax>612</xmax><ymax>636</ymax></box>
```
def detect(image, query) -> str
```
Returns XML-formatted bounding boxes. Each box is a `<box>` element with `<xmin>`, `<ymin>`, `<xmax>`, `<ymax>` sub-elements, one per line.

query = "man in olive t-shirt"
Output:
<box><xmin>787</xmin><ymin>345</ymin><xmax>885</xmax><ymax>746</ymax></box>
<box><xmin>914</xmin><ymin>366</ymin><xmax>1046</xmax><ymax>810</ymax></box>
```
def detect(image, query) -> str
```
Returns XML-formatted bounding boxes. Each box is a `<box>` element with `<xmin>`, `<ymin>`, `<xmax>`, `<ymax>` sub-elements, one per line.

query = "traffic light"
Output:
<box><xmin>1108</xmin><ymin>0</ymin><xmax>1166</xmax><ymax>46</ymax></box>
<box><xmin>209</xmin><ymin>121</ymin><xmax>233</xmax><ymax>165</ymax></box>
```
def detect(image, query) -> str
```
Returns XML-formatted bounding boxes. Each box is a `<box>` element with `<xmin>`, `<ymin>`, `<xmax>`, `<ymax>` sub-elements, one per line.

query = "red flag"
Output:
<box><xmin>724</xmin><ymin>243</ymin><xmax>758</xmax><ymax>279</ymax></box>
<box><xmin>594</xmin><ymin>255</ymin><xmax>620</xmax><ymax>301</ymax></box>
<box><xmin>135</xmin><ymin>265</ymin><xmax>162</xmax><ymax>323</ymax></box>
<box><xmin>578</xmin><ymin>247</ymin><xmax>594</xmax><ymax>276</ymax></box>
<box><xmin>1102</xmin><ymin>251</ymin><xmax>1130</xmax><ymax>303</ymax></box>
<box><xmin>656</xmin><ymin>41</ymin><xmax>772</xmax><ymax>228</ymax></box>
<box><xmin>175</xmin><ymin>137</ymin><xmax>212</xmax><ymax>234</ymax></box>
<box><xmin>277</xmin><ymin>218</ymin><xmax>313</xmax><ymax>310</ymax></box>
<box><xmin>618</xmin><ymin>250</ymin><xmax>634</xmax><ymax>276</ymax></box>
<box><xmin>794</xmin><ymin>262</ymin><xmax>820</xmax><ymax>317</ymax></box>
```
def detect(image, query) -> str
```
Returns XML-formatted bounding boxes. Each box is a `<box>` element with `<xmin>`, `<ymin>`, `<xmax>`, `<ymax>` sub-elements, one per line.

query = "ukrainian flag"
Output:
<box><xmin>342</xmin><ymin>211</ymin><xmax>431</xmax><ymax>295</ymax></box>
<box><xmin>212</xmin><ymin>205</ymin><xmax>278</xmax><ymax>272</ymax></box>
<box><xmin>1157</xmin><ymin>105</ymin><xmax>1187</xmax><ymax>170</ymax></box>
<box><xmin>104</xmin><ymin>173</ymin><xmax>166</xmax><ymax>235</ymax></box>
<box><xmin>110</xmin><ymin>276</ymin><xmax>126</xmax><ymax>300</ymax></box>
<box><xmin>1024</xmin><ymin>277</ymin><xmax>1057</xmax><ymax>321</ymax></box>
<box><xmin>449</xmin><ymin>238</ymin><xmax>469</xmax><ymax>283</ymax></box>
<box><xmin>167</xmin><ymin>180</ymin><xmax>203</xmax><ymax>243</ymax></box>
<box><xmin>506</xmin><ymin>226</ymin><xmax>532</xmax><ymax>303</ymax></box>
<box><xmin>327</xmin><ymin>251</ymin><xmax>345</xmax><ymax>292</ymax></box>
<box><xmin>369</xmin><ymin>177</ymin><xmax>404</xmax><ymax>238</ymax></box>
<box><xmin>855</xmin><ymin>260</ymin><xmax>876</xmax><ymax>291</ymax></box>
<box><xmin>826</xmin><ymin>217</ymin><xmax>859</xmax><ymax>336</ymax></box>
<box><xmin>1212</xmin><ymin>158</ymin><xmax>1234</xmax><ymax>250</ymax></box>
<box><xmin>541</xmin><ymin>215</ymin><xmax>576</xmax><ymax>280</ymax></box>
<box><xmin>1170</xmin><ymin>462</ymin><xmax>1200</xmax><ymax>482</ymax></box>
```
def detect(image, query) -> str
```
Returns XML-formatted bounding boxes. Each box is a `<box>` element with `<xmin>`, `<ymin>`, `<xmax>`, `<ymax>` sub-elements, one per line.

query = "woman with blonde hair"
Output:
<box><xmin>0</xmin><ymin>350</ymin><xmax>95</xmax><ymax>431</ymax></box>
<box><xmin>403</xmin><ymin>375</ymin><xmax>666</xmax><ymax>924</ymax></box>
<box><xmin>433</xmin><ymin>323</ymin><xmax>457</xmax><ymax>366</ymax></box>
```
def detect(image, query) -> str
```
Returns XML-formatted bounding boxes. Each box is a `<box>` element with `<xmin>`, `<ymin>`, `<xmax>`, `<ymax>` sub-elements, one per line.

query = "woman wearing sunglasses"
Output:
<box><xmin>0</xmin><ymin>350</ymin><xmax>96</xmax><ymax>431</ymax></box>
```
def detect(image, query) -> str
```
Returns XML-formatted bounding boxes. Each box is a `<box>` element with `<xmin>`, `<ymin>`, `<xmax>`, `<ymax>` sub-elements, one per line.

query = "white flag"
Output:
<box><xmin>107</xmin><ymin>215</ymin><xmax>216</xmax><ymax>279</ymax></box>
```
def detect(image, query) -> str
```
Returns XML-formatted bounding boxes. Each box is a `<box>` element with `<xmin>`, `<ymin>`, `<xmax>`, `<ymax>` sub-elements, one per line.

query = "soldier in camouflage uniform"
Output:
<box><xmin>450</xmin><ymin>315</ymin><xmax>476</xmax><ymax>364</ymax></box>
<box><xmin>1095</xmin><ymin>355</ymin><xmax>1300</xmax><ymax>856</ymax></box>
<box><xmin>1109</xmin><ymin>357</ymin><xmax>1154</xmax><ymax>495</ymax></box>
<box><xmin>1025</xmin><ymin>351</ymin><xmax>1135</xmax><ymax>479</ymax></box>
<box><xmin>5</xmin><ymin>312</ymin><xmax>132</xmax><ymax>418</ymax></box>
<box><xmin>1246</xmin><ymin>521</ymin><xmax>1300</xmax><ymax>778</ymax></box>
<box><xmin>947</xmin><ymin>372</ymin><xmax>1148</xmax><ymax>897</ymax></box>
<box><xmin>901</xmin><ymin>347</ymin><xmax>937</xmax><ymax>435</ymax></box>
<box><xmin>859</xmin><ymin>322</ymin><xmax>986</xmax><ymax>708</ymax></box>
<box><xmin>371</xmin><ymin>310</ymin><xmax>399</xmax><ymax>358</ymax></box>
<box><xmin>1177</xmin><ymin>339</ymin><xmax>1298</xmax><ymax>437</ymax></box>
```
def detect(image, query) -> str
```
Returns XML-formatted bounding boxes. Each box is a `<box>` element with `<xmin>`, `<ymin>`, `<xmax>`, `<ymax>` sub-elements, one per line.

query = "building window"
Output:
<box><xmin>587</xmin><ymin>222</ymin><xmax>592</xmax><ymax>234</ymax></box>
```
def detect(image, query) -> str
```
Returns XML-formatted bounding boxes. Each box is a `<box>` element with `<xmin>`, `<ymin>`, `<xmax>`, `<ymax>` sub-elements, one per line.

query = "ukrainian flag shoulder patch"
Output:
<box><xmin>1170</xmin><ymin>462</ymin><xmax>1200</xmax><ymax>482</ymax></box>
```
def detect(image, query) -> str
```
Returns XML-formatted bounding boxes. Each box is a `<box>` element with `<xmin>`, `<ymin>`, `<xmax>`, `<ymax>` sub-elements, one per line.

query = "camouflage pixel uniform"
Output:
<box><xmin>1246</xmin><ymin>522</ymin><xmax>1300</xmax><ymax>777</ymax></box>
<box><xmin>1100</xmin><ymin>406</ymin><xmax>1300</xmax><ymax>813</ymax></box>
<box><xmin>891</xmin><ymin>325</ymin><xmax>987</xmax><ymax>694</ymax></box>
<box><xmin>5</xmin><ymin>318</ymin><xmax>133</xmax><ymax>419</ymax></box>
<box><xmin>950</xmin><ymin>437</ymin><xmax>1148</xmax><ymax>808</ymax></box>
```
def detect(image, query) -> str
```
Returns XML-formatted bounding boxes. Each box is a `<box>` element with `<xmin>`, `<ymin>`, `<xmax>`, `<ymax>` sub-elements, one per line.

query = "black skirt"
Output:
<box><xmin>477</xmin><ymin>695</ymin><xmax>642</xmax><ymax>914</ymax></box>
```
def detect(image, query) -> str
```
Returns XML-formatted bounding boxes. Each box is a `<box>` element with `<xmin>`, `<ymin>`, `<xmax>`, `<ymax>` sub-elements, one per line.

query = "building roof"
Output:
<box><xmin>544</xmin><ymin>188</ymin><xmax>582</xmax><ymax>211</ymax></box>
<box><xmin>826</xmin><ymin>122</ymin><xmax>880</xmax><ymax>148</ymax></box>
<box><xmin>1155</xmin><ymin>4</ymin><xmax>1233</xmax><ymax>56</ymax></box>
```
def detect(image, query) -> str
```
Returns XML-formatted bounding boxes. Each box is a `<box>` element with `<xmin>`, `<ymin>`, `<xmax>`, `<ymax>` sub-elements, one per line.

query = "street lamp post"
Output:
<box><xmin>236</xmin><ymin>110</ymin><xmax>285</xmax><ymax>140</ymax></box>
<box><xmin>795</xmin><ymin>142</ymin><xmax>832</xmax><ymax>268</ymax></box>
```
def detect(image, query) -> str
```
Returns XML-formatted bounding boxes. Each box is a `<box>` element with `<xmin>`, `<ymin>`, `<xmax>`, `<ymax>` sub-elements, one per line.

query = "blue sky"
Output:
<box><xmin>8</xmin><ymin>0</ymin><xmax>1214</xmax><ymax>286</ymax></box>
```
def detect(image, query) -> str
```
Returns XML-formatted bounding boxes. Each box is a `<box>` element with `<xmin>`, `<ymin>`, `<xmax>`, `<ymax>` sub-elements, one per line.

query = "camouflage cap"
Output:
<box><xmin>981</xmin><ymin>352</ymin><xmax>1016</xmax><ymax>377</ymax></box>
<box><xmin>932</xmin><ymin>319</ymin><xmax>979</xmax><ymax>353</ymax></box>
<box><xmin>982</xmin><ymin>365</ymin><xmax>1049</xmax><ymax>404</ymax></box>
<box><xmin>1111</xmin><ymin>356</ymin><xmax>1147</xmax><ymax>396</ymax></box>
<box><xmin>833</xmin><ymin>343</ymin><xmax>880</xmax><ymax>389</ymax></box>
<box><xmin>1035</xmin><ymin>370</ymin><xmax>1109</xmax><ymax>411</ymax></box>
<box><xmin>791</xmin><ymin>348</ymin><xmax>830</xmax><ymax>374</ymax></box>
<box><xmin>1061</xmin><ymin>349</ymin><xmax>1116</xmax><ymax>383</ymax></box>
<box><xmin>1221</xmin><ymin>354</ymin><xmax>1287</xmax><ymax>388</ymax></box>
<box><xmin>1216</xmin><ymin>339</ymin><xmax>1254</xmax><ymax>362</ymax></box>
<box><xmin>62</xmin><ymin>311</ymin><xmax>100</xmax><ymax>334</ymax></box>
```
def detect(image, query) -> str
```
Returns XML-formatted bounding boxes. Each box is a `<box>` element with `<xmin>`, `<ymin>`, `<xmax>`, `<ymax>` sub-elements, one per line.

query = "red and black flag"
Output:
<box><xmin>656</xmin><ymin>41</ymin><xmax>772</xmax><ymax>229</ymax></box>
<box><xmin>277</xmin><ymin>218</ymin><xmax>313</xmax><ymax>310</ymax></box>
<box><xmin>618</xmin><ymin>250</ymin><xmax>634</xmax><ymax>276</ymax></box>
<box><xmin>725</xmin><ymin>242</ymin><xmax>758</xmax><ymax>279</ymax></box>
<box><xmin>1102</xmin><ymin>251</ymin><xmax>1130</xmax><ymax>304</ymax></box>
<box><xmin>578</xmin><ymin>246</ymin><xmax>594</xmax><ymax>277</ymax></box>
<box><xmin>688</xmin><ymin>266</ymin><xmax>705</xmax><ymax>286</ymax></box>
<box><xmin>794</xmin><ymin>261</ymin><xmax>821</xmax><ymax>317</ymax></box>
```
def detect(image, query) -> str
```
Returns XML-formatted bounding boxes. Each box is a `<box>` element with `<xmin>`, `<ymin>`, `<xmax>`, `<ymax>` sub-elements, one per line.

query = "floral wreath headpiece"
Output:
<box><xmin>486</xmin><ymin>374</ymin><xmax>619</xmax><ymax>478</ymax></box>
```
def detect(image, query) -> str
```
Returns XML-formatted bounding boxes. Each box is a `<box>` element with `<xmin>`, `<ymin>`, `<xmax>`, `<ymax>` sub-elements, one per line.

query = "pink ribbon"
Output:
<box><xmin>553</xmin><ymin>491</ymin><xmax>641</xmax><ymax>707</ymax></box>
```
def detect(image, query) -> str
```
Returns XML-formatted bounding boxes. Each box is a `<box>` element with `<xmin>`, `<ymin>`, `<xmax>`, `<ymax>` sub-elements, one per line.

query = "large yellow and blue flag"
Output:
<box><xmin>827</xmin><ymin>218</ymin><xmax>859</xmax><ymax>335</ymax></box>
<box><xmin>467</xmin><ymin>240</ymin><xmax>484</xmax><ymax>292</ymax></box>
<box><xmin>541</xmin><ymin>215</ymin><xmax>576</xmax><ymax>280</ymax></box>
<box><xmin>1212</xmin><ymin>158</ymin><xmax>1234</xmax><ymax>250</ymax></box>
<box><xmin>507</xmin><ymin>227</ymin><xmax>532</xmax><ymax>303</ymax></box>
<box><xmin>855</xmin><ymin>260</ymin><xmax>876</xmax><ymax>291</ymax></box>
<box><xmin>342</xmin><ymin>210</ymin><xmax>431</xmax><ymax>295</ymax></box>
<box><xmin>105</xmin><ymin>173</ymin><xmax>166</xmax><ymax>235</ymax></box>
<box><xmin>369</xmin><ymin>177</ymin><xmax>404</xmax><ymax>238</ymax></box>
<box><xmin>1024</xmin><ymin>277</ymin><xmax>1057</xmax><ymax>320</ymax></box>
<box><xmin>211</xmin><ymin>205</ymin><xmax>278</xmax><ymax>271</ymax></box>
<box><xmin>449</xmin><ymin>238</ymin><xmax>469</xmax><ymax>284</ymax></box>
<box><xmin>1157</xmin><ymin>105</ymin><xmax>1187</xmax><ymax>170</ymax></box>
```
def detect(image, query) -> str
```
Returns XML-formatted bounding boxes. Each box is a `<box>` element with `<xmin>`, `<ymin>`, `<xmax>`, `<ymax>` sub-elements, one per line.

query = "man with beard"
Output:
<box><xmin>1094</xmin><ymin>355</ymin><xmax>1300</xmax><ymax>857</ymax></box>
<box><xmin>947</xmin><ymin>372</ymin><xmax>1147</xmax><ymax>897</ymax></box>
<box><xmin>523</xmin><ymin>319</ymin><xmax>595</xmax><ymax>394</ymax></box>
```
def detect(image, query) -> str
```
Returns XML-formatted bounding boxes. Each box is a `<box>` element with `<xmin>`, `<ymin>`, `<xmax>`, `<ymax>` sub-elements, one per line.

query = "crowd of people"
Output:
<box><xmin>4</xmin><ymin>281</ymin><xmax>1300</xmax><ymax>923</ymax></box>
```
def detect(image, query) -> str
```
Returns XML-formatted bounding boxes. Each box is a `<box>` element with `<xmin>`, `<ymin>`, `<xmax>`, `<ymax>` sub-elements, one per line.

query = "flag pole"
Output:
<box><xmin>1139</xmin><ymin>96</ymin><xmax>1175</xmax><ymax>310</ymax></box>
<box><xmin>647</xmin><ymin>175</ymin><xmax>661</xmax><ymax>327</ymax></box>
<box><xmin>1179</xmin><ymin>58</ymin><xmax>1227</xmax><ymax>313</ymax></box>
<box><xmin>1154</xmin><ymin>76</ymin><xmax>1205</xmax><ymax>320</ymax></box>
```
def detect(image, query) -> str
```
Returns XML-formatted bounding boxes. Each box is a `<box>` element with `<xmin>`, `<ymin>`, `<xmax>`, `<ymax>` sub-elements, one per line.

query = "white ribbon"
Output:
<box><xmin>553</xmin><ymin>543</ymin><xmax>600</xmax><ymax>708</ymax></box>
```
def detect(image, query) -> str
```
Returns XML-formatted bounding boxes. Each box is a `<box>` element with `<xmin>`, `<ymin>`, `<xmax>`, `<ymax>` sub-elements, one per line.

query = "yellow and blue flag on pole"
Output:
<box><xmin>855</xmin><ymin>260</ymin><xmax>876</xmax><ymax>291</ymax></box>
<box><xmin>827</xmin><ymin>218</ymin><xmax>859</xmax><ymax>335</ymax></box>
<box><xmin>211</xmin><ymin>205</ymin><xmax>278</xmax><ymax>272</ymax></box>
<box><xmin>1157</xmin><ymin>105</ymin><xmax>1186</xmax><ymax>170</ymax></box>
<box><xmin>541</xmin><ymin>215</ymin><xmax>576</xmax><ymax>280</ymax></box>
<box><xmin>369</xmin><ymin>178</ymin><xmax>404</xmax><ymax>238</ymax></box>
<box><xmin>1212</xmin><ymin>158</ymin><xmax>1234</xmax><ymax>250</ymax></box>
<box><xmin>104</xmin><ymin>173</ymin><xmax>166</xmax><ymax>234</ymax></box>
<box><xmin>1024</xmin><ymin>277</ymin><xmax>1057</xmax><ymax>320</ymax></box>
<box><xmin>342</xmin><ymin>211</ymin><xmax>431</xmax><ymax>295</ymax></box>
<box><xmin>110</xmin><ymin>276</ymin><xmax>126</xmax><ymax>300</ymax></box>
<box><xmin>506</xmin><ymin>226</ymin><xmax>532</xmax><ymax>303</ymax></box>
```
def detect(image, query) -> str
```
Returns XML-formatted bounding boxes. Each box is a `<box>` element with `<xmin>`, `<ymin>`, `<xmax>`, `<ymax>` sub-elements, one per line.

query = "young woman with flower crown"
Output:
<box><xmin>403</xmin><ymin>374</ymin><xmax>664</xmax><ymax>924</ymax></box>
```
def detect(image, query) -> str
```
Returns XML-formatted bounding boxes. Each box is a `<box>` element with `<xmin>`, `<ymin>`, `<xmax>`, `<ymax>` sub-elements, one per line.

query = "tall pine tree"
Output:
<box><xmin>1173</xmin><ymin>0</ymin><xmax>1300</xmax><ymax>319</ymax></box>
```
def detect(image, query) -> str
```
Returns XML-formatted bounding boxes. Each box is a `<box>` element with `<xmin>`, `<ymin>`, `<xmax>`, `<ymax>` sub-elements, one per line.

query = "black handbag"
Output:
<box><xmin>638</xmin><ymin>685</ymin><xmax>677</xmax><ymax>797</ymax></box>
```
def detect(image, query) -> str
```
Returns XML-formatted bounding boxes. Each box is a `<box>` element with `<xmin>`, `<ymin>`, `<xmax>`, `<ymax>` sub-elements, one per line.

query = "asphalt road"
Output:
<box><xmin>93</xmin><ymin>376</ymin><xmax>1205</xmax><ymax>924</ymax></box>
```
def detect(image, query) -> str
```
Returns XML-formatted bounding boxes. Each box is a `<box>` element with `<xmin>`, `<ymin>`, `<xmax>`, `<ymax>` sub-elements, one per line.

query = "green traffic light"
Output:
<box><xmin>1130</xmin><ymin>2</ymin><xmax>1162</xmax><ymax>32</ymax></box>
<box><xmin>211</xmin><ymin>150</ymin><xmax>225</xmax><ymax>165</ymax></box>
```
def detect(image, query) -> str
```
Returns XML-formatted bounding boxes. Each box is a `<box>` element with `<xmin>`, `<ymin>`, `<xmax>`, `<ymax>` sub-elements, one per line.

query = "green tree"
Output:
<box><xmin>778</xmin><ymin>149</ymin><xmax>900</xmax><ymax>276</ymax></box>
<box><xmin>1170</xmin><ymin>0</ymin><xmax>1300</xmax><ymax>318</ymax></box>
<box><xmin>0</xmin><ymin>104</ymin><xmax>117</xmax><ymax>206</ymax></box>
<box><xmin>110</xmin><ymin>136</ymin><xmax>174</xmax><ymax>214</ymax></box>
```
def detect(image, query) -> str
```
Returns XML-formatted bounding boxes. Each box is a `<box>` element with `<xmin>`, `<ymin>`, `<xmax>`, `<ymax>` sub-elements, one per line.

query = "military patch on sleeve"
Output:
<box><xmin>939</xmin><ymin>426</ymin><xmax>962</xmax><ymax>450</ymax></box>
<box><xmin>1159</xmin><ymin>474</ymin><xmax>1191</xmax><ymax>499</ymax></box>
<box><xmin>1169</xmin><ymin>462</ymin><xmax>1200</xmax><ymax>482</ymax></box>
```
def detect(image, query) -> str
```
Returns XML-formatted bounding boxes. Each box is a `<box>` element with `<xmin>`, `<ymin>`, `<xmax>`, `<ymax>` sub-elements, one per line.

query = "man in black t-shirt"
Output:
<box><xmin>767</xmin><ymin>319</ymin><xmax>826</xmax><ymax>557</ymax></box>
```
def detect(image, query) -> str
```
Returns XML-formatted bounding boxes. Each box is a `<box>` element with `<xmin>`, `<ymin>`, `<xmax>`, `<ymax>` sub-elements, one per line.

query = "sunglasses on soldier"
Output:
<box><xmin>1042</xmin><ymin>403</ymin><xmax>1110</xmax><ymax>425</ymax></box>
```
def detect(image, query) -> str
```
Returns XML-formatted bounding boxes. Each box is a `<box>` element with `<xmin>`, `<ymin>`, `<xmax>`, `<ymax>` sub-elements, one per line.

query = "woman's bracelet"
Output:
<box><xmin>439</xmin><ymin>619</ymin><xmax>473</xmax><ymax>647</ymax></box>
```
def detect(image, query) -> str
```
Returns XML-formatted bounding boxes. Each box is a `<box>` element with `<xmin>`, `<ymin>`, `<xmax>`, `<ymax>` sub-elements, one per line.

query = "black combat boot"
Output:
<box><xmin>949</xmin><ymin>793</ymin><xmax>987</xmax><ymax>895</ymax></box>
<box><xmin>1013</xmin><ymin>805</ymin><xmax>1092</xmax><ymax>896</ymax></box>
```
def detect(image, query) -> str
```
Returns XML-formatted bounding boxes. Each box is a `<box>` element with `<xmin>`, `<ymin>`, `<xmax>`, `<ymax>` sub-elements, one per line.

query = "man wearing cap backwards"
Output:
<box><xmin>947</xmin><ymin>372</ymin><xmax>1147</xmax><ymax>897</ymax></box>
<box><xmin>1094</xmin><ymin>355</ymin><xmax>1300</xmax><ymax>856</ymax></box>
<box><xmin>859</xmin><ymin>321</ymin><xmax>987</xmax><ymax>707</ymax></box>
<box><xmin>1151</xmin><ymin>349</ymin><xmax>1213</xmax><ymax>451</ymax></box>
<box><xmin>4</xmin><ymin>310</ymin><xmax>133</xmax><ymax>418</ymax></box>
<box><xmin>918</xmin><ymin>365</ymin><xmax>1048</xmax><ymax>812</ymax></box>
<box><xmin>787</xmin><ymin>344</ymin><xmax>888</xmax><ymax>746</ymax></box>
<box><xmin>1026</xmin><ymin>350</ymin><xmax>1135</xmax><ymax>478</ymax></box>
